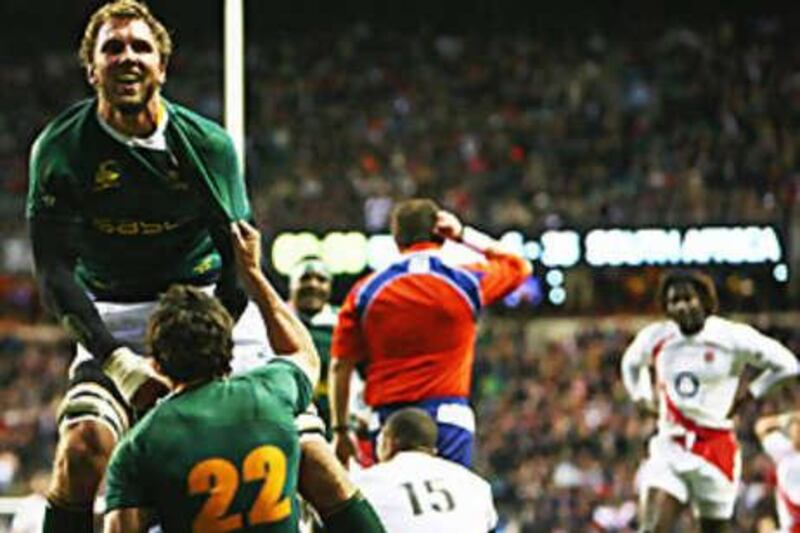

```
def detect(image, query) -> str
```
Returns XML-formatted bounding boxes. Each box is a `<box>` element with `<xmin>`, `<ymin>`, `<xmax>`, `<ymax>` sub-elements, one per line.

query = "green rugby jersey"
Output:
<box><xmin>27</xmin><ymin>98</ymin><xmax>251</xmax><ymax>300</ymax></box>
<box><xmin>105</xmin><ymin>359</ymin><xmax>312</xmax><ymax>532</ymax></box>
<box><xmin>302</xmin><ymin>304</ymin><xmax>338</xmax><ymax>435</ymax></box>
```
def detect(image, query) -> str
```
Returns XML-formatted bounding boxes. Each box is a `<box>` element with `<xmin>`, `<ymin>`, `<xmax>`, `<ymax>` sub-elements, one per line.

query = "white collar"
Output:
<box><xmin>97</xmin><ymin>104</ymin><xmax>169</xmax><ymax>151</ymax></box>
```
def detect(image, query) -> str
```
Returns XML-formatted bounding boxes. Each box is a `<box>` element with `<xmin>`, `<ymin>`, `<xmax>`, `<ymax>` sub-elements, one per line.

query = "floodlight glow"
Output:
<box><xmin>367</xmin><ymin>234</ymin><xmax>399</xmax><ymax>271</ymax></box>
<box><xmin>546</xmin><ymin>269</ymin><xmax>564</xmax><ymax>287</ymax></box>
<box><xmin>499</xmin><ymin>231</ymin><xmax>525</xmax><ymax>255</ymax></box>
<box><xmin>540</xmin><ymin>231</ymin><xmax>580</xmax><ymax>267</ymax></box>
<box><xmin>774</xmin><ymin>263</ymin><xmax>789</xmax><ymax>283</ymax></box>
<box><xmin>322</xmin><ymin>232</ymin><xmax>368</xmax><ymax>274</ymax></box>
<box><xmin>272</xmin><ymin>232</ymin><xmax>321</xmax><ymax>275</ymax></box>
<box><xmin>549</xmin><ymin>287</ymin><xmax>566</xmax><ymax>305</ymax></box>
<box><xmin>523</xmin><ymin>241</ymin><xmax>542</xmax><ymax>261</ymax></box>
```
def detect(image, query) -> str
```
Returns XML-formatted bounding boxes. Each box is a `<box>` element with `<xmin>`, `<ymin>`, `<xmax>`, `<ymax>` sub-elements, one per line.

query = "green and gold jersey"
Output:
<box><xmin>27</xmin><ymin>98</ymin><xmax>251</xmax><ymax>300</ymax></box>
<box><xmin>301</xmin><ymin>304</ymin><xmax>338</xmax><ymax>435</ymax></box>
<box><xmin>105</xmin><ymin>359</ymin><xmax>312</xmax><ymax>532</ymax></box>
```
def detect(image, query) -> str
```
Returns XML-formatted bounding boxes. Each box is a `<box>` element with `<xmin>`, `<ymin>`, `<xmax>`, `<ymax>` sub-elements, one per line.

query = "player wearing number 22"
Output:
<box><xmin>621</xmin><ymin>270</ymin><xmax>800</xmax><ymax>531</ymax></box>
<box><xmin>103</xmin><ymin>222</ymin><xmax>323</xmax><ymax>532</ymax></box>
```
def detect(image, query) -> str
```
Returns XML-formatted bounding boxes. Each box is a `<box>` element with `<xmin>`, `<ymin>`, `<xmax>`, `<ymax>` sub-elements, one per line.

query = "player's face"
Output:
<box><xmin>88</xmin><ymin>17</ymin><xmax>166</xmax><ymax>114</ymax></box>
<box><xmin>665</xmin><ymin>282</ymin><xmax>706</xmax><ymax>335</ymax></box>
<box><xmin>291</xmin><ymin>272</ymin><xmax>331</xmax><ymax>315</ymax></box>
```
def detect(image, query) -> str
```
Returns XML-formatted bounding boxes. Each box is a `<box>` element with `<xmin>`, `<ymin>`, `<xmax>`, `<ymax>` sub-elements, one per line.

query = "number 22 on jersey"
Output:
<box><xmin>188</xmin><ymin>445</ymin><xmax>291</xmax><ymax>532</ymax></box>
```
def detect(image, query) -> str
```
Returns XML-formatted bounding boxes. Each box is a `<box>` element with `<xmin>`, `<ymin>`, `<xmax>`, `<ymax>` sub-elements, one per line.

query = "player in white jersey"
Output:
<box><xmin>621</xmin><ymin>270</ymin><xmax>799</xmax><ymax>532</ymax></box>
<box><xmin>756</xmin><ymin>411</ymin><xmax>800</xmax><ymax>532</ymax></box>
<box><xmin>351</xmin><ymin>408</ymin><xmax>498</xmax><ymax>533</ymax></box>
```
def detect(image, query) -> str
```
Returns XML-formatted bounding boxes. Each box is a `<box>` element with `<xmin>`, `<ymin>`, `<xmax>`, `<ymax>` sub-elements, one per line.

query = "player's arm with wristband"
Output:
<box><xmin>29</xmin><ymin>217</ymin><xmax>167</xmax><ymax>410</ymax></box>
<box><xmin>329</xmin><ymin>283</ymin><xmax>367</xmax><ymax>467</ymax></box>
<box><xmin>434</xmin><ymin>210</ymin><xmax>532</xmax><ymax>299</ymax></box>
<box><xmin>230</xmin><ymin>220</ymin><xmax>320</xmax><ymax>386</ymax></box>
<box><xmin>329</xmin><ymin>355</ymin><xmax>359</xmax><ymax>466</ymax></box>
<box><xmin>433</xmin><ymin>210</ymin><xmax>503</xmax><ymax>255</ymax></box>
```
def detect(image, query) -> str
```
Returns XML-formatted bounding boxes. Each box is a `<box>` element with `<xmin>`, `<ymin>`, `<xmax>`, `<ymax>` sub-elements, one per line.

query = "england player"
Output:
<box><xmin>351</xmin><ymin>408</ymin><xmax>498</xmax><ymax>533</ymax></box>
<box><xmin>330</xmin><ymin>199</ymin><xmax>531</xmax><ymax>467</ymax></box>
<box><xmin>755</xmin><ymin>411</ymin><xmax>800</xmax><ymax>532</ymax></box>
<box><xmin>103</xmin><ymin>221</ymin><xmax>385</xmax><ymax>532</ymax></box>
<box><xmin>621</xmin><ymin>270</ymin><xmax>800</xmax><ymax>532</ymax></box>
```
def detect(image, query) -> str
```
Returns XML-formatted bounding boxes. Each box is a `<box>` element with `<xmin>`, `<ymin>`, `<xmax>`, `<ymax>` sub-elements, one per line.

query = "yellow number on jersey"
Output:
<box><xmin>188</xmin><ymin>446</ymin><xmax>292</xmax><ymax>532</ymax></box>
<box><xmin>188</xmin><ymin>459</ymin><xmax>242</xmax><ymax>532</ymax></box>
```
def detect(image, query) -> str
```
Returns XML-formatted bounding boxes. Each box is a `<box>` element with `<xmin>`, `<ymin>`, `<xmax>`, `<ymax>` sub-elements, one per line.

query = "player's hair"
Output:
<box><xmin>383</xmin><ymin>408</ymin><xmax>438</xmax><ymax>453</ymax></box>
<box><xmin>658</xmin><ymin>270</ymin><xmax>719</xmax><ymax>315</ymax></box>
<box><xmin>147</xmin><ymin>285</ymin><xmax>234</xmax><ymax>383</ymax></box>
<box><xmin>79</xmin><ymin>0</ymin><xmax>173</xmax><ymax>69</ymax></box>
<box><xmin>390</xmin><ymin>198</ymin><xmax>443</xmax><ymax>249</ymax></box>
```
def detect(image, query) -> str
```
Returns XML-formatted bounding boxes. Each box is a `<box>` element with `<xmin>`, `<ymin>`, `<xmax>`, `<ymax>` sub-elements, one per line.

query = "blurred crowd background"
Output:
<box><xmin>2</xmin><ymin>0</ymin><xmax>800</xmax><ymax>530</ymax></box>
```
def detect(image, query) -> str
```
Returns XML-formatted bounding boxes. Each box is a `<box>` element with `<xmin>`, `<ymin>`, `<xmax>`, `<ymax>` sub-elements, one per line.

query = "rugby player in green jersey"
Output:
<box><xmin>27</xmin><ymin>2</ymin><xmax>257</xmax><ymax>529</ymax></box>
<box><xmin>26</xmin><ymin>2</ymin><xmax>375</xmax><ymax>531</ymax></box>
<box><xmin>103</xmin><ymin>221</ymin><xmax>384</xmax><ymax>532</ymax></box>
<box><xmin>288</xmin><ymin>256</ymin><xmax>339</xmax><ymax>436</ymax></box>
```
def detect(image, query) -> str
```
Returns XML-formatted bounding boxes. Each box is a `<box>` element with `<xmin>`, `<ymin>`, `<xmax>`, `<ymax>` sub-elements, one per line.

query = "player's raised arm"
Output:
<box><xmin>435</xmin><ymin>209</ymin><xmax>532</xmax><ymax>303</ymax></box>
<box><xmin>231</xmin><ymin>220</ymin><xmax>321</xmax><ymax>386</ymax></box>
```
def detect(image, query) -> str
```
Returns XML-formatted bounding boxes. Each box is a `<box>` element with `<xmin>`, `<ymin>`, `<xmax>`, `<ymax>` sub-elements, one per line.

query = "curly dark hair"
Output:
<box><xmin>147</xmin><ymin>285</ymin><xmax>234</xmax><ymax>383</ymax></box>
<box><xmin>658</xmin><ymin>270</ymin><xmax>719</xmax><ymax>315</ymax></box>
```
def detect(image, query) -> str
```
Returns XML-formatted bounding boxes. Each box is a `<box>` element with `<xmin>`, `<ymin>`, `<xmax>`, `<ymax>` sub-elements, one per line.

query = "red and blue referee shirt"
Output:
<box><xmin>332</xmin><ymin>241</ymin><xmax>532</xmax><ymax>407</ymax></box>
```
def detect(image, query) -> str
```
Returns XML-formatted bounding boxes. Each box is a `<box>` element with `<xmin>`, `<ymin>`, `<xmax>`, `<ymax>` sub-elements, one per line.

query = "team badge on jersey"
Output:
<box><xmin>674</xmin><ymin>371</ymin><xmax>700</xmax><ymax>398</ymax></box>
<box><xmin>93</xmin><ymin>160</ymin><xmax>122</xmax><ymax>192</ymax></box>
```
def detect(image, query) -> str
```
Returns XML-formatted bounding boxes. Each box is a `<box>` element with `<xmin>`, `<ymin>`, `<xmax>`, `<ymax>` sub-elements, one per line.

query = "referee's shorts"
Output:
<box><xmin>370</xmin><ymin>396</ymin><xmax>475</xmax><ymax>467</ymax></box>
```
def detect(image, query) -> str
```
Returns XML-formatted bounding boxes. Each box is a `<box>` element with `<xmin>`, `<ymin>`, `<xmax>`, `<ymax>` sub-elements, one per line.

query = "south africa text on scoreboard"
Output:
<box><xmin>271</xmin><ymin>224</ymin><xmax>785</xmax><ymax>276</ymax></box>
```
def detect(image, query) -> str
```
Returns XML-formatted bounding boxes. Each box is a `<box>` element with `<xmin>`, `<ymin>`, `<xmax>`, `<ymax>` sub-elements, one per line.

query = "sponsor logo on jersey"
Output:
<box><xmin>93</xmin><ymin>160</ymin><xmax>122</xmax><ymax>192</ymax></box>
<box><xmin>92</xmin><ymin>218</ymin><xmax>181</xmax><ymax>236</ymax></box>
<box><xmin>192</xmin><ymin>255</ymin><xmax>216</xmax><ymax>274</ymax></box>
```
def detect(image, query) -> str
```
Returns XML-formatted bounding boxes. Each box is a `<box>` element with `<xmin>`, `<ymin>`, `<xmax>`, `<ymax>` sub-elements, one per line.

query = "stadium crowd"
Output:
<box><xmin>0</xmin><ymin>19</ymin><xmax>797</xmax><ymax>236</ymax></box>
<box><xmin>2</xmin><ymin>10</ymin><xmax>800</xmax><ymax>532</ymax></box>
